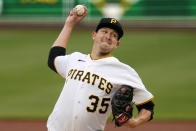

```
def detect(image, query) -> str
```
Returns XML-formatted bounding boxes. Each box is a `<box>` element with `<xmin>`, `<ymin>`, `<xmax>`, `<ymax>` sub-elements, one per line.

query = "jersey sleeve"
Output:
<box><xmin>128</xmin><ymin>68</ymin><xmax>154</xmax><ymax>105</ymax></box>
<box><xmin>116</xmin><ymin>64</ymin><xmax>154</xmax><ymax>105</ymax></box>
<box><xmin>133</xmin><ymin>87</ymin><xmax>154</xmax><ymax>105</ymax></box>
<box><xmin>54</xmin><ymin>55</ymin><xmax>70</xmax><ymax>79</ymax></box>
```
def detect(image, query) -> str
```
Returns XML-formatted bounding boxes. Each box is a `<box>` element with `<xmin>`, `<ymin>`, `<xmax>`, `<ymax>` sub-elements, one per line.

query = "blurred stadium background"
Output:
<box><xmin>1</xmin><ymin>0</ymin><xmax>196</xmax><ymax>28</ymax></box>
<box><xmin>0</xmin><ymin>0</ymin><xmax>196</xmax><ymax>124</ymax></box>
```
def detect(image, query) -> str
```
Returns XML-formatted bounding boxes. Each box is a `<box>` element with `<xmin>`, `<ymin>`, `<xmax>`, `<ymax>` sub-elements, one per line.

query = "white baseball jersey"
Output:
<box><xmin>47</xmin><ymin>52</ymin><xmax>153</xmax><ymax>131</ymax></box>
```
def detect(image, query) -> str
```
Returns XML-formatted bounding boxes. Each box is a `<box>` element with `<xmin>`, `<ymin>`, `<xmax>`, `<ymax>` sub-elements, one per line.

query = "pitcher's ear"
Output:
<box><xmin>92</xmin><ymin>32</ymin><xmax>96</xmax><ymax>40</ymax></box>
<box><xmin>116</xmin><ymin>41</ymin><xmax>120</xmax><ymax>47</ymax></box>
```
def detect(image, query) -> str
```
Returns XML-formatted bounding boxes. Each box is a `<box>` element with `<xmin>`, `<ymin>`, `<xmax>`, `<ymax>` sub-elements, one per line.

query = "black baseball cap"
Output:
<box><xmin>95</xmin><ymin>18</ymin><xmax>124</xmax><ymax>40</ymax></box>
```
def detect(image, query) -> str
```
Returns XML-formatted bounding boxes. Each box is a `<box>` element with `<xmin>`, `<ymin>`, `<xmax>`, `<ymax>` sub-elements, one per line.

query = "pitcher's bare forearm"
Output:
<box><xmin>124</xmin><ymin>109</ymin><xmax>152</xmax><ymax>128</ymax></box>
<box><xmin>52</xmin><ymin>24</ymin><xmax>74</xmax><ymax>48</ymax></box>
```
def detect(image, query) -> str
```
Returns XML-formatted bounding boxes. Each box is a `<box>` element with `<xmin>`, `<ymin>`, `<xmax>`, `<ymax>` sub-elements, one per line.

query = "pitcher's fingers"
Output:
<box><xmin>69</xmin><ymin>9</ymin><xmax>74</xmax><ymax>16</ymax></box>
<box><xmin>82</xmin><ymin>5</ymin><xmax>88</xmax><ymax>16</ymax></box>
<box><xmin>72</xmin><ymin>8</ymin><xmax>78</xmax><ymax>16</ymax></box>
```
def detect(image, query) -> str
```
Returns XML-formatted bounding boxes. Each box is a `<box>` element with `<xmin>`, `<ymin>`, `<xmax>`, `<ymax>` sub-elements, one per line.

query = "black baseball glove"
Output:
<box><xmin>111</xmin><ymin>85</ymin><xmax>133</xmax><ymax>127</ymax></box>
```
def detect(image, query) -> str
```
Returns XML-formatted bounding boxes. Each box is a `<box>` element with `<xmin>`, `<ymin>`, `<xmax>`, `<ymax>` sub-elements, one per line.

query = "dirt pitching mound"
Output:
<box><xmin>0</xmin><ymin>120</ymin><xmax>196</xmax><ymax>131</ymax></box>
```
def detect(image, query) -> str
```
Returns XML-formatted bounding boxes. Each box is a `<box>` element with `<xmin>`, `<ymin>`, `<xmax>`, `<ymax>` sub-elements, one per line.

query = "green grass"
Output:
<box><xmin>0</xmin><ymin>28</ymin><xmax>196</xmax><ymax>120</ymax></box>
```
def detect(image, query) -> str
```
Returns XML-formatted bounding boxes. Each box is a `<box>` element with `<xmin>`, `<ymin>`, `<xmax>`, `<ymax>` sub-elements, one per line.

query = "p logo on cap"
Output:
<box><xmin>111</xmin><ymin>18</ymin><xmax>117</xmax><ymax>24</ymax></box>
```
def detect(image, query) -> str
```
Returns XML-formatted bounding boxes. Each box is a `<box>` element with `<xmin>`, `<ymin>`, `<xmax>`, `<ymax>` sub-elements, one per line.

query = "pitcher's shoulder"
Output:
<box><xmin>112</xmin><ymin>57</ymin><xmax>135</xmax><ymax>70</ymax></box>
<box><xmin>69</xmin><ymin>52</ymin><xmax>88</xmax><ymax>59</ymax></box>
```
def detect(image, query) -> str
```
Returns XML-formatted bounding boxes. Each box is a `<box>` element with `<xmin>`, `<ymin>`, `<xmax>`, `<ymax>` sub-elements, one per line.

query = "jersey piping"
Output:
<box><xmin>89</xmin><ymin>54</ymin><xmax>113</xmax><ymax>60</ymax></box>
<box><xmin>54</xmin><ymin>57</ymin><xmax>66</xmax><ymax>80</ymax></box>
<box><xmin>135</xmin><ymin>96</ymin><xmax>154</xmax><ymax>106</ymax></box>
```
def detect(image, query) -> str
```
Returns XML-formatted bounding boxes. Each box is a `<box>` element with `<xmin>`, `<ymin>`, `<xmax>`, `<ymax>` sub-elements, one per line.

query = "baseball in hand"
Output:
<box><xmin>75</xmin><ymin>5</ymin><xmax>85</xmax><ymax>16</ymax></box>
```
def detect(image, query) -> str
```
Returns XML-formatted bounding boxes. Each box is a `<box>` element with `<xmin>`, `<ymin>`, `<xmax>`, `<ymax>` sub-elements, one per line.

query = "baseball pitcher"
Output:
<box><xmin>47</xmin><ymin>5</ymin><xmax>154</xmax><ymax>131</ymax></box>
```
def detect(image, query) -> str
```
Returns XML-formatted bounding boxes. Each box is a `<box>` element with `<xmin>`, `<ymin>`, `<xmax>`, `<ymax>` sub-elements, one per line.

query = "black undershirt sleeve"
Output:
<box><xmin>136</xmin><ymin>101</ymin><xmax>155</xmax><ymax>121</ymax></box>
<box><xmin>47</xmin><ymin>46</ymin><xmax>66</xmax><ymax>72</ymax></box>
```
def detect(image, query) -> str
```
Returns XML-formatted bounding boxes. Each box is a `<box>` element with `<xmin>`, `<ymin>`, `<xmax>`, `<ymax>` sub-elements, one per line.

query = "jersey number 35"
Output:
<box><xmin>87</xmin><ymin>95</ymin><xmax>111</xmax><ymax>114</ymax></box>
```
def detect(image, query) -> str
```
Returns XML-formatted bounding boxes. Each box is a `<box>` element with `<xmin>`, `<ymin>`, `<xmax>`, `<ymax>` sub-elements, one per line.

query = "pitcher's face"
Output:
<box><xmin>92</xmin><ymin>27</ymin><xmax>120</xmax><ymax>54</ymax></box>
